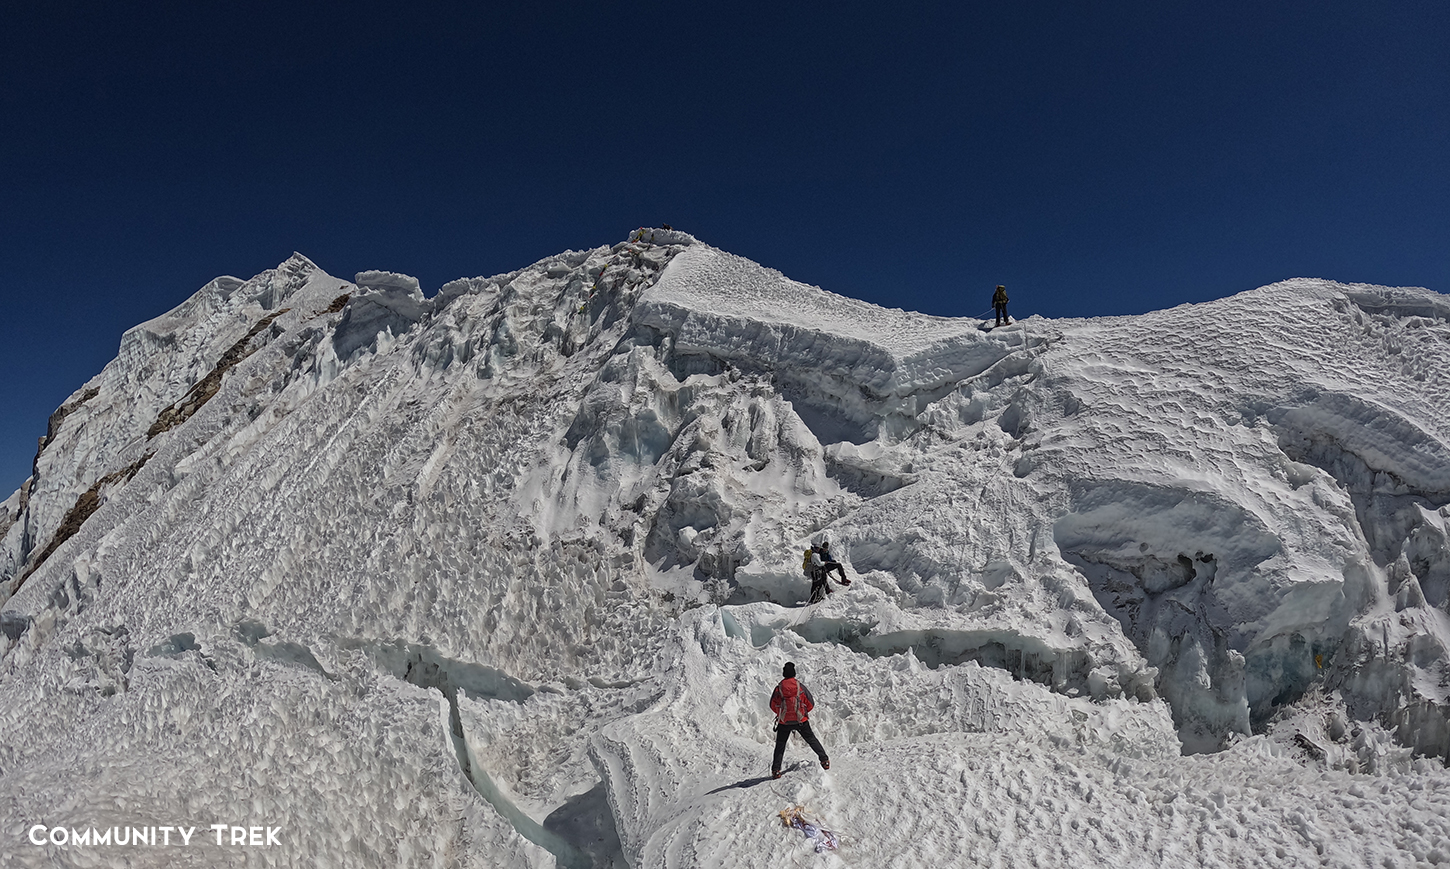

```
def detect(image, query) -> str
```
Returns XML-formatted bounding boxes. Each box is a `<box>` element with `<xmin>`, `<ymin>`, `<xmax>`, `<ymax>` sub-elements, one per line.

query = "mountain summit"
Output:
<box><xmin>3</xmin><ymin>232</ymin><xmax>1449</xmax><ymax>866</ymax></box>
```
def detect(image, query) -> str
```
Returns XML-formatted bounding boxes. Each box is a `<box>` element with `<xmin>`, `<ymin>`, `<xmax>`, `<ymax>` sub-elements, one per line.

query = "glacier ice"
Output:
<box><xmin>2</xmin><ymin>233</ymin><xmax>1449</xmax><ymax>866</ymax></box>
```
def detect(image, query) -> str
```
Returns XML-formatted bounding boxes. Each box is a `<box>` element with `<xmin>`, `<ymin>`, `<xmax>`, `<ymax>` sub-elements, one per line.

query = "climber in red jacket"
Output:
<box><xmin>769</xmin><ymin>662</ymin><xmax>830</xmax><ymax>778</ymax></box>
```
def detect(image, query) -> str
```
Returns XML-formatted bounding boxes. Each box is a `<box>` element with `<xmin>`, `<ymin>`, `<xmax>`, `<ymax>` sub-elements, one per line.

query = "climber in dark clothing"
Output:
<box><xmin>992</xmin><ymin>285</ymin><xmax>1010</xmax><ymax>326</ymax></box>
<box><xmin>806</xmin><ymin>546</ymin><xmax>832</xmax><ymax>604</ymax></box>
<box><xmin>811</xmin><ymin>541</ymin><xmax>850</xmax><ymax>586</ymax></box>
<box><xmin>770</xmin><ymin>662</ymin><xmax>830</xmax><ymax>778</ymax></box>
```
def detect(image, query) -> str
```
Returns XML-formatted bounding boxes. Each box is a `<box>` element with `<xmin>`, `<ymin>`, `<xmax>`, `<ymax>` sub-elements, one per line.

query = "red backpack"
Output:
<box><xmin>772</xmin><ymin>678</ymin><xmax>813</xmax><ymax>724</ymax></box>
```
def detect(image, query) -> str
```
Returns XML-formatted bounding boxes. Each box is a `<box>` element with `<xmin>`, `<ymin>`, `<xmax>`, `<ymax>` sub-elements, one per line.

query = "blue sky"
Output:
<box><xmin>3</xmin><ymin>1</ymin><xmax>1447</xmax><ymax>494</ymax></box>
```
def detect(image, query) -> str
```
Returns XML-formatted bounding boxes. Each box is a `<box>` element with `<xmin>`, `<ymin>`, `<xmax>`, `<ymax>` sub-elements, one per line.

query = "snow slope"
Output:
<box><xmin>1</xmin><ymin>231</ymin><xmax>1448</xmax><ymax>867</ymax></box>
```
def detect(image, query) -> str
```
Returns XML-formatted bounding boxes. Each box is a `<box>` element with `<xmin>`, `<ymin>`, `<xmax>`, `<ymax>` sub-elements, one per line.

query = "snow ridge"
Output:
<box><xmin>1</xmin><ymin>233</ymin><xmax>1448</xmax><ymax>867</ymax></box>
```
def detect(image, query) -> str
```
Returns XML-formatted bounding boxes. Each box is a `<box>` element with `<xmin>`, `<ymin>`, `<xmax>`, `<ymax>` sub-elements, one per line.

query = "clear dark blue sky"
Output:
<box><xmin>3</xmin><ymin>1</ymin><xmax>1447</xmax><ymax>493</ymax></box>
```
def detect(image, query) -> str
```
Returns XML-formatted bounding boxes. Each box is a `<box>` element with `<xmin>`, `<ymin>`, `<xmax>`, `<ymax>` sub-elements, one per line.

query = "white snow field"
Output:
<box><xmin>2</xmin><ymin>230</ymin><xmax>1449</xmax><ymax>867</ymax></box>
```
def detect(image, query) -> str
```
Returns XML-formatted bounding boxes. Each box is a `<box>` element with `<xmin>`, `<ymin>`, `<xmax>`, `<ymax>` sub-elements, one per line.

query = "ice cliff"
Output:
<box><xmin>2</xmin><ymin>232</ymin><xmax>1448</xmax><ymax>867</ymax></box>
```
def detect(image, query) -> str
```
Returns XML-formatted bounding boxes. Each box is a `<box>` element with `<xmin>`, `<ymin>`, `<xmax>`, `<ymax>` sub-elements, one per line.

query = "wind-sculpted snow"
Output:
<box><xmin>590</xmin><ymin>607</ymin><xmax>1449</xmax><ymax>868</ymax></box>
<box><xmin>331</xmin><ymin>279</ymin><xmax>430</xmax><ymax>362</ymax></box>
<box><xmin>1272</xmin><ymin>391</ymin><xmax>1450</xmax><ymax>496</ymax></box>
<box><xmin>1</xmin><ymin>232</ymin><xmax>1448</xmax><ymax>866</ymax></box>
<box><xmin>636</xmin><ymin>245</ymin><xmax>1052</xmax><ymax>446</ymax></box>
<box><xmin>640</xmin><ymin>245</ymin><xmax>1028</xmax><ymax>393</ymax></box>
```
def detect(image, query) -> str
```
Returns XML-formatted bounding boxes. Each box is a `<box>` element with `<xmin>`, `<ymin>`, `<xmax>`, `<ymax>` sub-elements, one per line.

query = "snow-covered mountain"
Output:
<box><xmin>2</xmin><ymin>231</ymin><xmax>1448</xmax><ymax>867</ymax></box>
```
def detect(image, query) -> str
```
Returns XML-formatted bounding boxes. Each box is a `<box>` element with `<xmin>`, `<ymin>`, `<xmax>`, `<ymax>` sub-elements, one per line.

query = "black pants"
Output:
<box><xmin>995</xmin><ymin>303</ymin><xmax>1009</xmax><ymax>325</ymax></box>
<box><xmin>809</xmin><ymin>574</ymin><xmax>830</xmax><ymax>603</ymax></box>
<box><xmin>773</xmin><ymin>722</ymin><xmax>828</xmax><ymax>772</ymax></box>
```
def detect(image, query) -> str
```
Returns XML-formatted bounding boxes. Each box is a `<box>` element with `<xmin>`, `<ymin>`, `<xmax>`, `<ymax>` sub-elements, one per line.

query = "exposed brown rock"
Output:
<box><xmin>0</xmin><ymin>478</ymin><xmax>29</xmax><ymax>544</ymax></box>
<box><xmin>146</xmin><ymin>308</ymin><xmax>290</xmax><ymax>439</ymax></box>
<box><xmin>45</xmin><ymin>387</ymin><xmax>100</xmax><ymax>443</ymax></box>
<box><xmin>12</xmin><ymin>453</ymin><xmax>152</xmax><ymax>593</ymax></box>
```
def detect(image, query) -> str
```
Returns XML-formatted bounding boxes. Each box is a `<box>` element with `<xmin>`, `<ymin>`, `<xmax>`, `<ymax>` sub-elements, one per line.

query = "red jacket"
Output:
<box><xmin>770</xmin><ymin>678</ymin><xmax>814</xmax><ymax>724</ymax></box>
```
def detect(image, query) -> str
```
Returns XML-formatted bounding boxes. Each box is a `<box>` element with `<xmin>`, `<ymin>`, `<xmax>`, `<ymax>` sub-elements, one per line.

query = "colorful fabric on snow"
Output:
<box><xmin>778</xmin><ymin>805</ymin><xmax>839</xmax><ymax>853</ymax></box>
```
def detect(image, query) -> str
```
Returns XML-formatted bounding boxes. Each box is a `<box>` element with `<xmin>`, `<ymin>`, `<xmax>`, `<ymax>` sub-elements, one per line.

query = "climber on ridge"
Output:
<box><xmin>993</xmin><ymin>284</ymin><xmax>1011</xmax><ymax>327</ymax></box>
<box><xmin>770</xmin><ymin>662</ymin><xmax>830</xmax><ymax>779</ymax></box>
<box><xmin>802</xmin><ymin>540</ymin><xmax>850</xmax><ymax>605</ymax></box>
<box><xmin>803</xmin><ymin>544</ymin><xmax>830</xmax><ymax>604</ymax></box>
<box><xmin>811</xmin><ymin>540</ymin><xmax>850</xmax><ymax>588</ymax></box>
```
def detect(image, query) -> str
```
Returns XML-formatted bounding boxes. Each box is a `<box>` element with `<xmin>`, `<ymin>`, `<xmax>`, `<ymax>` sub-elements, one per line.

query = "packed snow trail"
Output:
<box><xmin>1</xmin><ymin>231</ymin><xmax>1448</xmax><ymax>866</ymax></box>
<box><xmin>588</xmin><ymin>601</ymin><xmax>1450</xmax><ymax>868</ymax></box>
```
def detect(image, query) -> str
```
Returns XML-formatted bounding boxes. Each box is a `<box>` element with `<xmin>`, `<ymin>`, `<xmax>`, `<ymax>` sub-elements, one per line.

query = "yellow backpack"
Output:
<box><xmin>801</xmin><ymin>548</ymin><xmax>814</xmax><ymax>576</ymax></box>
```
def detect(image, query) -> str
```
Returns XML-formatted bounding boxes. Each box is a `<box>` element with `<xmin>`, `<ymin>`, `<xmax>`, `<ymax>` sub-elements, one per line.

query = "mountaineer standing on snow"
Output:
<box><xmin>770</xmin><ymin>662</ymin><xmax>830</xmax><ymax>779</ymax></box>
<box><xmin>993</xmin><ymin>284</ymin><xmax>1010</xmax><ymax>326</ymax></box>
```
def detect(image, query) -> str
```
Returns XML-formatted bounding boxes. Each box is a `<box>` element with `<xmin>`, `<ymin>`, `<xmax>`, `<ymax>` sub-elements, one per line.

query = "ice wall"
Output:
<box><xmin>1</xmin><ymin>233</ymin><xmax>1448</xmax><ymax>867</ymax></box>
